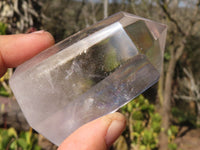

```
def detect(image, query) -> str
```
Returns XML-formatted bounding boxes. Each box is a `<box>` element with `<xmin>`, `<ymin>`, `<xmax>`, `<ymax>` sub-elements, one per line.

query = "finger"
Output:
<box><xmin>58</xmin><ymin>112</ymin><xmax>126</xmax><ymax>150</ymax></box>
<box><xmin>0</xmin><ymin>31</ymin><xmax>55</xmax><ymax>76</ymax></box>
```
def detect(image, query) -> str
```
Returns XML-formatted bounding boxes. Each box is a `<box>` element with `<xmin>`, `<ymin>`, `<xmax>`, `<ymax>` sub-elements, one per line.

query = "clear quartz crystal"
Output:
<box><xmin>9</xmin><ymin>12</ymin><xmax>167</xmax><ymax>145</ymax></box>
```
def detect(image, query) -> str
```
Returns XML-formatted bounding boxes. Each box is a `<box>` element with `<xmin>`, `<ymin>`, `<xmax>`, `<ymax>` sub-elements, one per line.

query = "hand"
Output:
<box><xmin>0</xmin><ymin>31</ymin><xmax>55</xmax><ymax>76</ymax></box>
<box><xmin>58</xmin><ymin>112</ymin><xmax>126</xmax><ymax>150</ymax></box>
<box><xmin>0</xmin><ymin>31</ymin><xmax>126</xmax><ymax>150</ymax></box>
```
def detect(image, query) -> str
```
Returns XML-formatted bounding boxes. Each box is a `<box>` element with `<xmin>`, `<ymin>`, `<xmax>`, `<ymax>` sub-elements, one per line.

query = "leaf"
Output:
<box><xmin>0</xmin><ymin>22</ymin><xmax>7</xmax><ymax>35</ymax></box>
<box><xmin>142</xmin><ymin>129</ymin><xmax>155</xmax><ymax>145</ymax></box>
<box><xmin>33</xmin><ymin>145</ymin><xmax>41</xmax><ymax>150</ymax></box>
<box><xmin>167</xmin><ymin>129</ymin><xmax>172</xmax><ymax>137</ymax></box>
<box><xmin>8</xmin><ymin>128</ymin><xmax>18</xmax><ymax>138</ymax></box>
<box><xmin>168</xmin><ymin>143</ymin><xmax>178</xmax><ymax>150</ymax></box>
<box><xmin>151</xmin><ymin>122</ymin><xmax>161</xmax><ymax>133</ymax></box>
<box><xmin>170</xmin><ymin>125</ymin><xmax>179</xmax><ymax>136</ymax></box>
<box><xmin>0</xmin><ymin>135</ymin><xmax>2</xmax><ymax>149</ymax></box>
<box><xmin>139</xmin><ymin>145</ymin><xmax>146</xmax><ymax>150</ymax></box>
<box><xmin>17</xmin><ymin>138</ymin><xmax>28</xmax><ymax>149</ymax></box>
<box><xmin>151</xmin><ymin>113</ymin><xmax>162</xmax><ymax>122</ymax></box>
<box><xmin>0</xmin><ymin>86</ymin><xmax>10</xmax><ymax>97</ymax></box>
<box><xmin>133</xmin><ymin>121</ymin><xmax>144</xmax><ymax>133</ymax></box>
<box><xmin>25</xmin><ymin>132</ymin><xmax>31</xmax><ymax>145</ymax></box>
<box><xmin>132</xmin><ymin>111</ymin><xmax>144</xmax><ymax>120</ymax></box>
<box><xmin>19</xmin><ymin>132</ymin><xmax>26</xmax><ymax>139</ymax></box>
<box><xmin>10</xmin><ymin>140</ymin><xmax>18</xmax><ymax>150</ymax></box>
<box><xmin>0</xmin><ymin>130</ymin><xmax>11</xmax><ymax>148</ymax></box>
<box><xmin>127</xmin><ymin>103</ymin><xmax>133</xmax><ymax>112</ymax></box>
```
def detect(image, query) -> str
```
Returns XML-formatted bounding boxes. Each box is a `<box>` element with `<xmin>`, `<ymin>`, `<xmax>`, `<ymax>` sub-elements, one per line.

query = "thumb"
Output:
<box><xmin>58</xmin><ymin>112</ymin><xmax>126</xmax><ymax>150</ymax></box>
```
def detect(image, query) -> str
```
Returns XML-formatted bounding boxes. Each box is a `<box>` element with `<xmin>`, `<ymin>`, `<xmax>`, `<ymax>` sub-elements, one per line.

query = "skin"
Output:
<box><xmin>0</xmin><ymin>31</ymin><xmax>126</xmax><ymax>150</ymax></box>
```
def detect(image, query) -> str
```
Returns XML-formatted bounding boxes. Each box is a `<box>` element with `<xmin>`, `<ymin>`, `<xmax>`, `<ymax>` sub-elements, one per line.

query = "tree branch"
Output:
<box><xmin>174</xmin><ymin>95</ymin><xmax>198</xmax><ymax>102</ymax></box>
<box><xmin>157</xmin><ymin>1</ymin><xmax>185</xmax><ymax>36</ymax></box>
<box><xmin>75</xmin><ymin>0</ymin><xmax>86</xmax><ymax>23</ymax></box>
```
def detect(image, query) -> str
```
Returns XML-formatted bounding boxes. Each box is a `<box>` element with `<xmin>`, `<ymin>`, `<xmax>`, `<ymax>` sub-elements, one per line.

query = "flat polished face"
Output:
<box><xmin>9</xmin><ymin>12</ymin><xmax>167</xmax><ymax>145</ymax></box>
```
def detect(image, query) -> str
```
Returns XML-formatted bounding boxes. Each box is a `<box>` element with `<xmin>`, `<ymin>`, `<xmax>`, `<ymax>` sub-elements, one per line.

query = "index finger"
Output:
<box><xmin>0</xmin><ymin>31</ymin><xmax>55</xmax><ymax>76</ymax></box>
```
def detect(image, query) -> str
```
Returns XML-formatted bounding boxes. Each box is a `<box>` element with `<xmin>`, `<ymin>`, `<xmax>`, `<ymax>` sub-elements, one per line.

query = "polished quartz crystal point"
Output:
<box><xmin>9</xmin><ymin>12</ymin><xmax>167</xmax><ymax>145</ymax></box>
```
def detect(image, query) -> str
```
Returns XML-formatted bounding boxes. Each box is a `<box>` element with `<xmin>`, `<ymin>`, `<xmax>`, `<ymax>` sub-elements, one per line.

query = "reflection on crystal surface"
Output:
<box><xmin>9</xmin><ymin>12</ymin><xmax>167</xmax><ymax>145</ymax></box>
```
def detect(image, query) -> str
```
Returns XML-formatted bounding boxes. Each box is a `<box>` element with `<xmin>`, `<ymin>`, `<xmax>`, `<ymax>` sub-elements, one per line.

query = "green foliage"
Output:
<box><xmin>0</xmin><ymin>70</ymin><xmax>12</xmax><ymax>97</ymax></box>
<box><xmin>0</xmin><ymin>22</ymin><xmax>6</xmax><ymax>35</ymax></box>
<box><xmin>0</xmin><ymin>128</ymin><xmax>41</xmax><ymax>150</ymax></box>
<box><xmin>121</xmin><ymin>95</ymin><xmax>161</xmax><ymax>150</ymax></box>
<box><xmin>168</xmin><ymin>126</ymin><xmax>178</xmax><ymax>137</ymax></box>
<box><xmin>172</xmin><ymin>107</ymin><xmax>196</xmax><ymax>127</ymax></box>
<box><xmin>0</xmin><ymin>23</ymin><xmax>10</xmax><ymax>98</ymax></box>
<box><xmin>168</xmin><ymin>143</ymin><xmax>178</xmax><ymax>150</ymax></box>
<box><xmin>132</xmin><ymin>111</ymin><xmax>144</xmax><ymax>120</ymax></box>
<box><xmin>104</xmin><ymin>47</ymin><xmax>120</xmax><ymax>72</ymax></box>
<box><xmin>167</xmin><ymin>125</ymin><xmax>179</xmax><ymax>150</ymax></box>
<box><xmin>133</xmin><ymin>121</ymin><xmax>144</xmax><ymax>134</ymax></box>
<box><xmin>141</xmin><ymin>129</ymin><xmax>158</xmax><ymax>149</ymax></box>
<box><xmin>0</xmin><ymin>86</ymin><xmax>10</xmax><ymax>97</ymax></box>
<box><xmin>151</xmin><ymin>114</ymin><xmax>162</xmax><ymax>133</ymax></box>
<box><xmin>164</xmin><ymin>51</ymin><xmax>171</xmax><ymax>61</ymax></box>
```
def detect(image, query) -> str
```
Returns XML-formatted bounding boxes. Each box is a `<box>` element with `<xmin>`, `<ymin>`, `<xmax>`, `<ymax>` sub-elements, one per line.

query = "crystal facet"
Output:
<box><xmin>9</xmin><ymin>12</ymin><xmax>167</xmax><ymax>145</ymax></box>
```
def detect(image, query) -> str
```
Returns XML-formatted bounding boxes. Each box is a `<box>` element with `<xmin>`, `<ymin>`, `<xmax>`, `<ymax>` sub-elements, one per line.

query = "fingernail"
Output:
<box><xmin>32</xmin><ymin>30</ymin><xmax>45</xmax><ymax>34</ymax></box>
<box><xmin>105</xmin><ymin>120</ymin><xmax>125</xmax><ymax>146</ymax></box>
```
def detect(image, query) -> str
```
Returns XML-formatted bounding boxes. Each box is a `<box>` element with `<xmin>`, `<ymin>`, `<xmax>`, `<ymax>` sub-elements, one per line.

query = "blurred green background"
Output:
<box><xmin>0</xmin><ymin>0</ymin><xmax>200</xmax><ymax>150</ymax></box>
